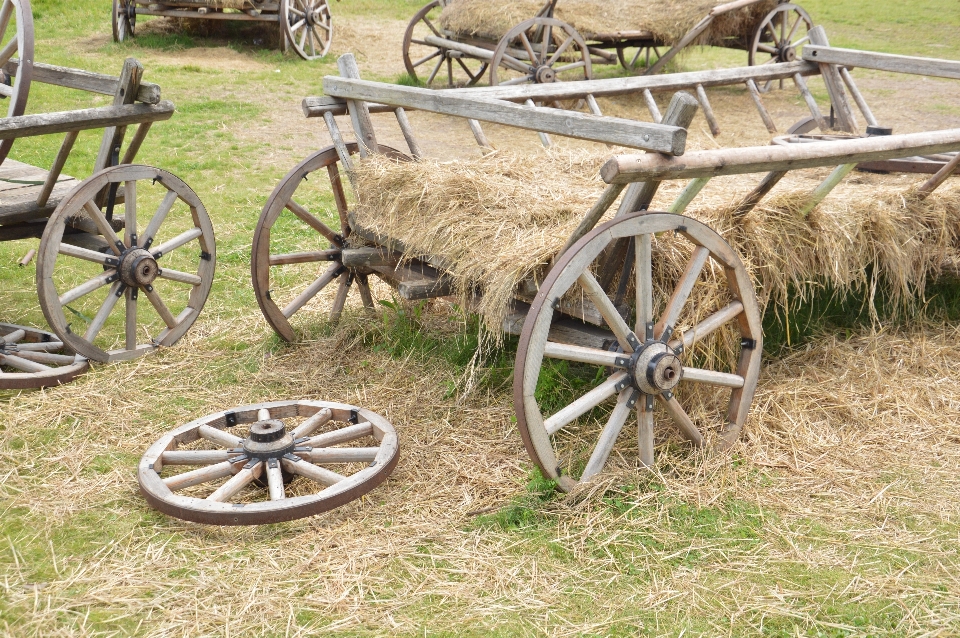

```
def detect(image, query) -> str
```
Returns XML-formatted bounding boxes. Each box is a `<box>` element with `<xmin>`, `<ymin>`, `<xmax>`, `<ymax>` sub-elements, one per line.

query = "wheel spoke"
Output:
<box><xmin>654</xmin><ymin>245</ymin><xmax>710</xmax><ymax>341</ymax></box>
<box><xmin>455</xmin><ymin>56</ymin><xmax>477</xmax><ymax>80</ymax></box>
<box><xmin>329</xmin><ymin>272</ymin><xmax>351</xmax><ymax>323</ymax></box>
<box><xmin>544</xmin><ymin>371</ymin><xmax>628</xmax><ymax>435</ymax></box>
<box><xmin>289</xmin><ymin>407</ymin><xmax>333</xmax><ymax>439</ymax></box>
<box><xmin>0</xmin><ymin>353</ymin><xmax>50</xmax><ymax>373</ymax></box>
<box><xmin>502</xmin><ymin>76</ymin><xmax>533</xmax><ymax>86</ymax></box>
<box><xmin>162</xmin><ymin>460</ymin><xmax>238</xmax><ymax>491</ymax></box>
<box><xmin>150</xmin><ymin>227</ymin><xmax>202</xmax><ymax>259</ymax></box>
<box><xmin>412</xmin><ymin>49</ymin><xmax>442</xmax><ymax>68</ymax></box>
<box><xmin>545</xmin><ymin>36</ymin><xmax>575</xmax><ymax>67</ymax></box>
<box><xmin>552</xmin><ymin>60</ymin><xmax>586</xmax><ymax>74</ymax></box>
<box><xmin>637</xmin><ymin>394</ymin><xmax>654</xmax><ymax>467</ymax></box>
<box><xmin>161</xmin><ymin>450</ymin><xmax>236</xmax><ymax>466</ymax></box>
<box><xmin>300</xmin><ymin>447</ymin><xmax>380</xmax><ymax>463</ymax></box>
<box><xmin>581</xmin><ymin>389</ymin><xmax>634</xmax><ymax>481</ymax></box>
<box><xmin>281</xmin><ymin>263</ymin><xmax>341</xmax><ymax>318</ymax></box>
<box><xmin>269</xmin><ymin>250</ymin><xmax>339</xmax><ymax>266</ymax></box>
<box><xmin>786</xmin><ymin>14</ymin><xmax>803</xmax><ymax>45</ymax></box>
<box><xmin>281</xmin><ymin>457</ymin><xmax>345</xmax><ymax>486</ymax></box>
<box><xmin>0</xmin><ymin>34</ymin><xmax>19</xmax><ymax>68</ymax></box>
<box><xmin>143</xmin><ymin>286</ymin><xmax>177</xmax><ymax>329</ymax></box>
<box><xmin>667</xmin><ymin>301</ymin><xmax>743</xmax><ymax>352</ymax></box>
<box><xmin>16</xmin><ymin>341</ymin><xmax>65</xmax><ymax>352</ymax></box>
<box><xmin>157</xmin><ymin>268</ymin><xmax>202</xmax><ymax>286</ymax></box>
<box><xmin>285</xmin><ymin>198</ymin><xmax>341</xmax><ymax>246</ymax></box>
<box><xmin>635</xmin><ymin>234</ymin><xmax>653</xmax><ymax>335</ymax></box>
<box><xmin>356</xmin><ymin>275</ymin><xmax>376</xmax><ymax>310</ymax></box>
<box><xmin>658</xmin><ymin>393</ymin><xmax>703</xmax><ymax>445</ymax></box>
<box><xmin>1</xmin><ymin>329</ymin><xmax>24</xmax><ymax>344</ymax></box>
<box><xmin>791</xmin><ymin>35</ymin><xmax>810</xmax><ymax>47</ymax></box>
<box><xmin>543</xmin><ymin>341</ymin><xmax>624</xmax><ymax>368</ymax></box>
<box><xmin>198</xmin><ymin>424</ymin><xmax>243</xmax><ymax>448</ymax></box>
<box><xmin>58</xmin><ymin>243</ymin><xmax>112</xmax><ymax>265</ymax></box>
<box><xmin>207</xmin><ymin>462</ymin><xmax>261</xmax><ymax>502</ymax></box>
<box><xmin>682</xmin><ymin>367</ymin><xmax>744</xmax><ymax>388</ymax></box>
<box><xmin>426</xmin><ymin>55</ymin><xmax>444</xmax><ymax>84</ymax></box>
<box><xmin>83</xmin><ymin>281</ymin><xmax>123</xmax><ymax>342</ymax></box>
<box><xmin>82</xmin><ymin>201</ymin><xmax>124</xmax><ymax>255</ymax></box>
<box><xmin>59</xmin><ymin>271</ymin><xmax>116</xmax><ymax>306</ymax></box>
<box><xmin>541</xmin><ymin>24</ymin><xmax>552</xmax><ymax>65</ymax></box>
<box><xmin>756</xmin><ymin>43</ymin><xmax>777</xmax><ymax>54</ymax></box>
<box><xmin>518</xmin><ymin>31</ymin><xmax>538</xmax><ymax>64</ymax></box>
<box><xmin>578</xmin><ymin>270</ymin><xmax>637</xmax><ymax>353</ymax></box>
<box><xmin>125</xmin><ymin>287</ymin><xmax>137</xmax><ymax>350</ymax></box>
<box><xmin>766</xmin><ymin>24</ymin><xmax>780</xmax><ymax>46</ymax></box>
<box><xmin>421</xmin><ymin>16</ymin><xmax>442</xmax><ymax>38</ymax></box>
<box><xmin>304</xmin><ymin>421</ymin><xmax>373</xmax><ymax>448</ymax></box>
<box><xmin>266</xmin><ymin>461</ymin><xmax>285</xmax><ymax>501</ymax></box>
<box><xmin>8</xmin><ymin>350</ymin><xmax>76</xmax><ymax>365</ymax></box>
<box><xmin>141</xmin><ymin>189</ymin><xmax>179</xmax><ymax>249</ymax></box>
<box><xmin>124</xmin><ymin>180</ymin><xmax>137</xmax><ymax>246</ymax></box>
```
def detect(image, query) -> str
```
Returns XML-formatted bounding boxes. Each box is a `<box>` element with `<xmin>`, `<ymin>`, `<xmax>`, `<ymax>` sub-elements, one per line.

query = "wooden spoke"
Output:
<box><xmin>286</xmin><ymin>199</ymin><xmax>341</xmax><ymax>246</ymax></box>
<box><xmin>356</xmin><ymin>275</ymin><xmax>376</xmax><ymax>311</ymax></box>
<box><xmin>0</xmin><ymin>323</ymin><xmax>87</xmax><ymax>391</ymax></box>
<box><xmin>637</xmin><ymin>395</ymin><xmax>654</xmax><ymax>467</ymax></box>
<box><xmin>543</xmin><ymin>341</ymin><xmax>624</xmax><ymax>368</ymax></box>
<box><xmin>411</xmin><ymin>49</ymin><xmax>442</xmax><ymax>69</ymax></box>
<box><xmin>544</xmin><ymin>371</ymin><xmax>627</xmax><ymax>435</ymax></box>
<box><xmin>1</xmin><ymin>328</ymin><xmax>25</xmax><ymax>344</ymax></box>
<box><xmin>281</xmin><ymin>263</ymin><xmax>341</xmax><ymax>319</ymax></box>
<box><xmin>125</xmin><ymin>180</ymin><xmax>137</xmax><ymax>246</ymax></box>
<box><xmin>82</xmin><ymin>201</ymin><xmax>124</xmax><ymax>255</ymax></box>
<box><xmin>141</xmin><ymin>189</ymin><xmax>179</xmax><ymax>248</ymax></box>
<box><xmin>157</xmin><ymin>268</ymin><xmax>202</xmax><ymax>286</ymax></box>
<box><xmin>329</xmin><ymin>271</ymin><xmax>351</xmax><ymax>324</ymax></box>
<box><xmin>635</xmin><ymin>234</ymin><xmax>653</xmax><ymax>335</ymax></box>
<box><xmin>654</xmin><ymin>245</ymin><xmax>710</xmax><ymax>340</ymax></box>
<box><xmin>578</xmin><ymin>270</ymin><xmax>636</xmax><ymax>353</ymax></box>
<box><xmin>518</xmin><ymin>31</ymin><xmax>538</xmax><ymax>65</ymax></box>
<box><xmin>659</xmin><ymin>393</ymin><xmax>703</xmax><ymax>445</ymax></box>
<box><xmin>15</xmin><ymin>342</ymin><xmax>65</xmax><ymax>352</ymax></box>
<box><xmin>545</xmin><ymin>36</ymin><xmax>575</xmax><ymax>67</ymax></box>
<box><xmin>269</xmin><ymin>250</ymin><xmax>339</xmax><ymax>266</ymax></box>
<box><xmin>59</xmin><ymin>271</ymin><xmax>116</xmax><ymax>306</ymax></box>
<box><xmin>581</xmin><ymin>390</ymin><xmax>635</xmax><ymax>481</ymax></box>
<box><xmin>58</xmin><ymin>243</ymin><xmax>112</xmax><ymax>265</ymax></box>
<box><xmin>426</xmin><ymin>55</ymin><xmax>444</xmax><ymax>85</ymax></box>
<box><xmin>682</xmin><ymin>367</ymin><xmax>745</xmax><ymax>388</ymax></box>
<box><xmin>326</xmin><ymin>161</ymin><xmax>351</xmax><ymax>236</ymax></box>
<box><xmin>8</xmin><ymin>350</ymin><xmax>76</xmax><ymax>365</ymax></box>
<box><xmin>143</xmin><ymin>286</ymin><xmax>177</xmax><ymax>329</ymax></box>
<box><xmin>125</xmin><ymin>288</ymin><xmax>137</xmax><ymax>351</ymax></box>
<box><xmin>83</xmin><ymin>281</ymin><xmax>123</xmax><ymax>342</ymax></box>
<box><xmin>139</xmin><ymin>400</ymin><xmax>399</xmax><ymax>524</ymax></box>
<box><xmin>303</xmin><ymin>421</ymin><xmax>373</xmax><ymax>448</ymax></box>
<box><xmin>489</xmin><ymin>17</ymin><xmax>592</xmax><ymax>86</ymax></box>
<box><xmin>0</xmin><ymin>353</ymin><xmax>50</xmax><ymax>373</ymax></box>
<box><xmin>668</xmin><ymin>301</ymin><xmax>743</xmax><ymax>352</ymax></box>
<box><xmin>150</xmin><ymin>227</ymin><xmax>202</xmax><ymax>259</ymax></box>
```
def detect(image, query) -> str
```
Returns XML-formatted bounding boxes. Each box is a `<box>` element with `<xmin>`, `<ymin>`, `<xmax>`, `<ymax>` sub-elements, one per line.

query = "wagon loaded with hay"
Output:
<box><xmin>112</xmin><ymin>0</ymin><xmax>333</xmax><ymax>60</ymax></box>
<box><xmin>250</xmin><ymin>41</ymin><xmax>960</xmax><ymax>492</ymax></box>
<box><xmin>0</xmin><ymin>0</ymin><xmax>216</xmax><ymax>390</ymax></box>
<box><xmin>403</xmin><ymin>0</ymin><xmax>814</xmax><ymax>87</ymax></box>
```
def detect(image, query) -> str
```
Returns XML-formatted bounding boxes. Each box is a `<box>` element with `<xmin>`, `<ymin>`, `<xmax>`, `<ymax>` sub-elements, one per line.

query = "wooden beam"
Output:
<box><xmin>0</xmin><ymin>101</ymin><xmax>175</xmax><ymax>141</ymax></box>
<box><xmin>600</xmin><ymin>128</ymin><xmax>960</xmax><ymax>184</ymax></box>
<box><xmin>803</xmin><ymin>45</ymin><xmax>960</xmax><ymax>80</ymax></box>
<box><xmin>322</xmin><ymin>76</ymin><xmax>688</xmax><ymax>154</ymax></box>
<box><xmin>4</xmin><ymin>59</ymin><xmax>161</xmax><ymax>104</ymax></box>
<box><xmin>337</xmin><ymin>54</ymin><xmax>379</xmax><ymax>156</ymax></box>
<box><xmin>807</xmin><ymin>27</ymin><xmax>859</xmax><ymax>134</ymax></box>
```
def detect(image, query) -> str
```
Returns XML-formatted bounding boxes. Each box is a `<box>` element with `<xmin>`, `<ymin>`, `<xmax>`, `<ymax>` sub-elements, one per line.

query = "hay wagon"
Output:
<box><xmin>250</xmin><ymin>39</ymin><xmax>960</xmax><ymax>491</ymax></box>
<box><xmin>403</xmin><ymin>0</ymin><xmax>814</xmax><ymax>88</ymax></box>
<box><xmin>1</xmin><ymin>2</ymin><xmax>216</xmax><ymax>390</ymax></box>
<box><xmin>112</xmin><ymin>0</ymin><xmax>333</xmax><ymax>60</ymax></box>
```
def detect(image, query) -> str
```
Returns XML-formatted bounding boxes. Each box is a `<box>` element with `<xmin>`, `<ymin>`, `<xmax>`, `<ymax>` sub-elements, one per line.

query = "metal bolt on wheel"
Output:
<box><xmin>138</xmin><ymin>400</ymin><xmax>400</xmax><ymax>525</ymax></box>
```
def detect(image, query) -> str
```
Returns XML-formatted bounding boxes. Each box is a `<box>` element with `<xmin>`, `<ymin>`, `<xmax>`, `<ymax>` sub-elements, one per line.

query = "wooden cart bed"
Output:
<box><xmin>0</xmin><ymin>160</ymin><xmax>79</xmax><ymax>226</ymax></box>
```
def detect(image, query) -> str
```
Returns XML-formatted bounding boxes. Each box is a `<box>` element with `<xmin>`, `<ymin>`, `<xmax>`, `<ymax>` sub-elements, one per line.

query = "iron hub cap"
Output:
<box><xmin>534</xmin><ymin>65</ymin><xmax>557</xmax><ymax>83</ymax></box>
<box><xmin>118</xmin><ymin>248</ymin><xmax>159</xmax><ymax>288</ymax></box>
<box><xmin>779</xmin><ymin>46</ymin><xmax>797</xmax><ymax>62</ymax></box>
<box><xmin>242</xmin><ymin>419</ymin><xmax>296</xmax><ymax>460</ymax></box>
<box><xmin>631</xmin><ymin>341</ymin><xmax>683</xmax><ymax>395</ymax></box>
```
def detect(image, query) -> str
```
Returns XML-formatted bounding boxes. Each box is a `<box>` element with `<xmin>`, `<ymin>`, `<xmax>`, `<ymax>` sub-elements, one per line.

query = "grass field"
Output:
<box><xmin>1</xmin><ymin>1</ymin><xmax>960</xmax><ymax>635</ymax></box>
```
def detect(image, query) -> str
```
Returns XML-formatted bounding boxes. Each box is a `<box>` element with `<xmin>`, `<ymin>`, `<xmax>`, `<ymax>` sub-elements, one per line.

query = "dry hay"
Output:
<box><xmin>351</xmin><ymin>147</ymin><xmax>960</xmax><ymax>334</ymax></box>
<box><xmin>438</xmin><ymin>0</ymin><xmax>777</xmax><ymax>45</ymax></box>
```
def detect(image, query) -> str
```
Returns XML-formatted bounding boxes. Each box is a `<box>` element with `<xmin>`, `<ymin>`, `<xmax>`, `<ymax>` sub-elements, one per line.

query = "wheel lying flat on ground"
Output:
<box><xmin>252</xmin><ymin>143</ymin><xmax>408</xmax><ymax>342</ymax></box>
<box><xmin>402</xmin><ymin>0</ymin><xmax>489</xmax><ymax>87</ymax></box>
<box><xmin>749</xmin><ymin>3</ymin><xmax>813</xmax><ymax>91</ymax></box>
<box><xmin>0</xmin><ymin>323</ymin><xmax>88</xmax><ymax>390</ymax></box>
<box><xmin>0</xmin><ymin>0</ymin><xmax>34</xmax><ymax>164</ymax></box>
<box><xmin>489</xmin><ymin>17</ymin><xmax>592</xmax><ymax>86</ymax></box>
<box><xmin>138</xmin><ymin>400</ymin><xmax>399</xmax><ymax>525</ymax></box>
<box><xmin>514</xmin><ymin>212</ymin><xmax>762</xmax><ymax>492</ymax></box>
<box><xmin>37</xmin><ymin>165</ymin><xmax>216</xmax><ymax>363</ymax></box>
<box><xmin>282</xmin><ymin>0</ymin><xmax>332</xmax><ymax>60</ymax></box>
<box><xmin>112</xmin><ymin>0</ymin><xmax>135</xmax><ymax>43</ymax></box>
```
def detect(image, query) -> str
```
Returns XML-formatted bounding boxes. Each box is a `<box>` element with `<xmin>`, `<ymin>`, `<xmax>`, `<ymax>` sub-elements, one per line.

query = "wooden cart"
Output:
<box><xmin>403</xmin><ymin>0</ymin><xmax>814</xmax><ymax>88</ymax></box>
<box><xmin>250</xmin><ymin>42</ymin><xmax>960</xmax><ymax>490</ymax></box>
<box><xmin>0</xmin><ymin>50</ymin><xmax>216</xmax><ymax>389</ymax></box>
<box><xmin>112</xmin><ymin>0</ymin><xmax>333</xmax><ymax>61</ymax></box>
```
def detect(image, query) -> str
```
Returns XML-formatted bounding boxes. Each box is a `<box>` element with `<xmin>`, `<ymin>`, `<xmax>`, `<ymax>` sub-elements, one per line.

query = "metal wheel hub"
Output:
<box><xmin>242</xmin><ymin>419</ymin><xmax>296</xmax><ymax>459</ymax></box>
<box><xmin>534</xmin><ymin>65</ymin><xmax>557</xmax><ymax>83</ymax></box>
<box><xmin>778</xmin><ymin>46</ymin><xmax>797</xmax><ymax>62</ymax></box>
<box><xmin>118</xmin><ymin>248</ymin><xmax>159</xmax><ymax>287</ymax></box>
<box><xmin>630</xmin><ymin>341</ymin><xmax>683</xmax><ymax>394</ymax></box>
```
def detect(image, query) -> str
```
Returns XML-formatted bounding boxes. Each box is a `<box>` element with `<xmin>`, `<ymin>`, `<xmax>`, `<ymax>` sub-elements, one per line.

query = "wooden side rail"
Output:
<box><xmin>5</xmin><ymin>59</ymin><xmax>162</xmax><ymax>104</ymax></box>
<box><xmin>0</xmin><ymin>101</ymin><xmax>175</xmax><ymax>141</ymax></box>
<box><xmin>599</xmin><ymin>128</ymin><xmax>960</xmax><ymax>183</ymax></box>
<box><xmin>803</xmin><ymin>46</ymin><xmax>960</xmax><ymax>81</ymax></box>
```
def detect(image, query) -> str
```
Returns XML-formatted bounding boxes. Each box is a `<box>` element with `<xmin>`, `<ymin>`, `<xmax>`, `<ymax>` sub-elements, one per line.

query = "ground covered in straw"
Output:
<box><xmin>2</xmin><ymin>0</ymin><xmax>960</xmax><ymax>635</ymax></box>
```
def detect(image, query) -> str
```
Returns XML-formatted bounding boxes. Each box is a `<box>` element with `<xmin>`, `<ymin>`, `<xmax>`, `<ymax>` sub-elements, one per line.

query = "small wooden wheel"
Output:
<box><xmin>489</xmin><ymin>17</ymin><xmax>592</xmax><ymax>87</ymax></box>
<box><xmin>112</xmin><ymin>0</ymin><xmax>136</xmax><ymax>43</ymax></box>
<box><xmin>281</xmin><ymin>0</ymin><xmax>332</xmax><ymax>61</ymax></box>
<box><xmin>749</xmin><ymin>3</ymin><xmax>813</xmax><ymax>91</ymax></box>
<box><xmin>616</xmin><ymin>44</ymin><xmax>661</xmax><ymax>74</ymax></box>
<box><xmin>0</xmin><ymin>0</ymin><xmax>33</xmax><ymax>165</ymax></box>
<box><xmin>402</xmin><ymin>0</ymin><xmax>488</xmax><ymax>87</ymax></box>
<box><xmin>37</xmin><ymin>165</ymin><xmax>216</xmax><ymax>363</ymax></box>
<box><xmin>252</xmin><ymin>143</ymin><xmax>408</xmax><ymax>342</ymax></box>
<box><xmin>0</xmin><ymin>323</ymin><xmax>88</xmax><ymax>390</ymax></box>
<box><xmin>514</xmin><ymin>212</ymin><xmax>762</xmax><ymax>492</ymax></box>
<box><xmin>138</xmin><ymin>400</ymin><xmax>399</xmax><ymax>525</ymax></box>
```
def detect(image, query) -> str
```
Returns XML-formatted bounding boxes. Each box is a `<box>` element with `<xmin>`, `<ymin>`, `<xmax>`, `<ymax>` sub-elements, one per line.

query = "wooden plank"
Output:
<box><xmin>806</xmin><ymin>28</ymin><xmax>858</xmax><ymax>134</ymax></box>
<box><xmin>600</xmin><ymin>128</ymin><xmax>960</xmax><ymax>183</ymax></box>
<box><xmin>322</xmin><ymin>77</ymin><xmax>689</xmax><ymax>154</ymax></box>
<box><xmin>803</xmin><ymin>45</ymin><xmax>960</xmax><ymax>80</ymax></box>
<box><xmin>0</xmin><ymin>101</ymin><xmax>175</xmax><ymax>141</ymax></box>
<box><xmin>337</xmin><ymin>54</ymin><xmax>379</xmax><ymax>156</ymax></box>
<box><xmin>4</xmin><ymin>59</ymin><xmax>161</xmax><ymax>104</ymax></box>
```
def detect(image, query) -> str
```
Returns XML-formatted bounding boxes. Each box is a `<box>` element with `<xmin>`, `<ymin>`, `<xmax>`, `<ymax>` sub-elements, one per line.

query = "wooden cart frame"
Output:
<box><xmin>112</xmin><ymin>0</ymin><xmax>333</xmax><ymax>61</ymax></box>
<box><xmin>403</xmin><ymin>0</ymin><xmax>815</xmax><ymax>88</ymax></box>
<box><xmin>251</xmin><ymin>40</ymin><xmax>960</xmax><ymax>490</ymax></box>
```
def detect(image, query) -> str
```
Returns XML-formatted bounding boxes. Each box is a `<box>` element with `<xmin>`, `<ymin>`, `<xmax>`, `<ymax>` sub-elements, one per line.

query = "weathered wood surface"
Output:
<box><xmin>807</xmin><ymin>28</ymin><xmax>858</xmax><ymax>134</ymax></box>
<box><xmin>803</xmin><ymin>46</ymin><xmax>960</xmax><ymax>80</ymax></box>
<box><xmin>0</xmin><ymin>101</ymin><xmax>175</xmax><ymax>141</ymax></box>
<box><xmin>0</xmin><ymin>160</ymin><xmax>79</xmax><ymax>224</ymax></box>
<box><xmin>601</xmin><ymin>128</ymin><xmax>960</xmax><ymax>183</ymax></box>
<box><xmin>4</xmin><ymin>59</ymin><xmax>161</xmax><ymax>104</ymax></box>
<box><xmin>322</xmin><ymin>77</ymin><xmax>688</xmax><ymax>154</ymax></box>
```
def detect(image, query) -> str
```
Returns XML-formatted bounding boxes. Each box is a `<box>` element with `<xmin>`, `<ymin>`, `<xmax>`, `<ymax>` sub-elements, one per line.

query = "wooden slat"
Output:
<box><xmin>4</xmin><ymin>59</ymin><xmax>161</xmax><ymax>104</ymax></box>
<box><xmin>0</xmin><ymin>101</ymin><xmax>175</xmax><ymax>141</ymax></box>
<box><xmin>803</xmin><ymin>45</ymin><xmax>960</xmax><ymax>80</ymax></box>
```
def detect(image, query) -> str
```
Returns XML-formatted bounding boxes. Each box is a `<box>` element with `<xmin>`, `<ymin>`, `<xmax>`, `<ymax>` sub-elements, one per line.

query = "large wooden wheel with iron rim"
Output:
<box><xmin>252</xmin><ymin>143</ymin><xmax>408</xmax><ymax>343</ymax></box>
<box><xmin>514</xmin><ymin>212</ymin><xmax>762</xmax><ymax>492</ymax></box>
<box><xmin>281</xmin><ymin>0</ymin><xmax>332</xmax><ymax>60</ymax></box>
<box><xmin>0</xmin><ymin>0</ymin><xmax>33</xmax><ymax>165</ymax></box>
<box><xmin>37</xmin><ymin>165</ymin><xmax>216</xmax><ymax>363</ymax></box>
<box><xmin>138</xmin><ymin>400</ymin><xmax>400</xmax><ymax>525</ymax></box>
<box><xmin>488</xmin><ymin>17</ymin><xmax>592</xmax><ymax>87</ymax></box>
<box><xmin>0</xmin><ymin>323</ymin><xmax>88</xmax><ymax>390</ymax></box>
<box><xmin>749</xmin><ymin>3</ymin><xmax>813</xmax><ymax>92</ymax></box>
<box><xmin>112</xmin><ymin>0</ymin><xmax>135</xmax><ymax>43</ymax></box>
<box><xmin>402</xmin><ymin>0</ymin><xmax>488</xmax><ymax>87</ymax></box>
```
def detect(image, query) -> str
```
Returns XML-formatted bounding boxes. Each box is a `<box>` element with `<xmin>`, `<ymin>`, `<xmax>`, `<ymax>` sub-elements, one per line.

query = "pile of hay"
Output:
<box><xmin>351</xmin><ymin>148</ymin><xmax>960</xmax><ymax>335</ymax></box>
<box><xmin>438</xmin><ymin>0</ymin><xmax>777</xmax><ymax>45</ymax></box>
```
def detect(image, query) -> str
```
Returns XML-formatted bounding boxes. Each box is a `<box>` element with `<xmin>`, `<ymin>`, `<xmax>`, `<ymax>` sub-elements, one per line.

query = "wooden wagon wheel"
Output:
<box><xmin>0</xmin><ymin>0</ymin><xmax>33</xmax><ymax>165</ymax></box>
<box><xmin>37</xmin><ymin>165</ymin><xmax>216</xmax><ymax>363</ymax></box>
<box><xmin>514</xmin><ymin>212</ymin><xmax>762</xmax><ymax>492</ymax></box>
<box><xmin>112</xmin><ymin>0</ymin><xmax>136</xmax><ymax>43</ymax></box>
<box><xmin>616</xmin><ymin>44</ymin><xmax>661</xmax><ymax>75</ymax></box>
<box><xmin>402</xmin><ymin>0</ymin><xmax>488</xmax><ymax>87</ymax></box>
<box><xmin>281</xmin><ymin>0</ymin><xmax>332</xmax><ymax>60</ymax></box>
<box><xmin>252</xmin><ymin>143</ymin><xmax>408</xmax><ymax>342</ymax></box>
<box><xmin>489</xmin><ymin>17</ymin><xmax>591</xmax><ymax>87</ymax></box>
<box><xmin>138</xmin><ymin>400</ymin><xmax>399</xmax><ymax>525</ymax></box>
<box><xmin>749</xmin><ymin>3</ymin><xmax>813</xmax><ymax>92</ymax></box>
<box><xmin>0</xmin><ymin>323</ymin><xmax>88</xmax><ymax>390</ymax></box>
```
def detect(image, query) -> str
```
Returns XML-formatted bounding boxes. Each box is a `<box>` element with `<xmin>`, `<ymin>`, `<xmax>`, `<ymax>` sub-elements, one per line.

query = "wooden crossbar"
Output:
<box><xmin>803</xmin><ymin>46</ymin><xmax>960</xmax><ymax>81</ymax></box>
<box><xmin>0</xmin><ymin>102</ymin><xmax>175</xmax><ymax>141</ymax></box>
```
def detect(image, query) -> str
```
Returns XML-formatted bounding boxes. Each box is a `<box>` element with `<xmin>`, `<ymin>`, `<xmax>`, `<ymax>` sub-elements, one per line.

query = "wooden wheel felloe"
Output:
<box><xmin>402</xmin><ymin>0</ymin><xmax>488</xmax><ymax>87</ymax></box>
<box><xmin>749</xmin><ymin>3</ymin><xmax>813</xmax><ymax>91</ymax></box>
<box><xmin>112</xmin><ymin>0</ymin><xmax>135</xmax><ymax>43</ymax></box>
<box><xmin>0</xmin><ymin>0</ymin><xmax>33</xmax><ymax>165</ymax></box>
<box><xmin>0</xmin><ymin>323</ymin><xmax>88</xmax><ymax>390</ymax></box>
<box><xmin>282</xmin><ymin>0</ymin><xmax>332</xmax><ymax>61</ymax></box>
<box><xmin>489</xmin><ymin>17</ymin><xmax>592</xmax><ymax>87</ymax></box>
<box><xmin>252</xmin><ymin>143</ymin><xmax>408</xmax><ymax>342</ymax></box>
<box><xmin>514</xmin><ymin>213</ymin><xmax>762</xmax><ymax>492</ymax></box>
<box><xmin>37</xmin><ymin>165</ymin><xmax>216</xmax><ymax>363</ymax></box>
<box><xmin>138</xmin><ymin>400</ymin><xmax>399</xmax><ymax>525</ymax></box>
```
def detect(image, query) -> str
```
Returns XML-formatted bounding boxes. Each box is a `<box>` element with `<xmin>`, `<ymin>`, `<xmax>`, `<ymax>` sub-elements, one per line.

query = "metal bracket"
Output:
<box><xmin>626</xmin><ymin>390</ymin><xmax>640</xmax><ymax>408</ymax></box>
<box><xmin>349</xmin><ymin>408</ymin><xmax>360</xmax><ymax>424</ymax></box>
<box><xmin>661</xmin><ymin>325</ymin><xmax>674</xmax><ymax>344</ymax></box>
<box><xmin>662</xmin><ymin>390</ymin><xmax>674</xmax><ymax>401</ymax></box>
<box><xmin>741</xmin><ymin>338</ymin><xmax>757</xmax><ymax>350</ymax></box>
<box><xmin>224</xmin><ymin>412</ymin><xmax>238</xmax><ymax>427</ymax></box>
<box><xmin>625</xmin><ymin>331</ymin><xmax>641</xmax><ymax>351</ymax></box>
<box><xmin>200</xmin><ymin>251</ymin><xmax>212</xmax><ymax>261</ymax></box>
